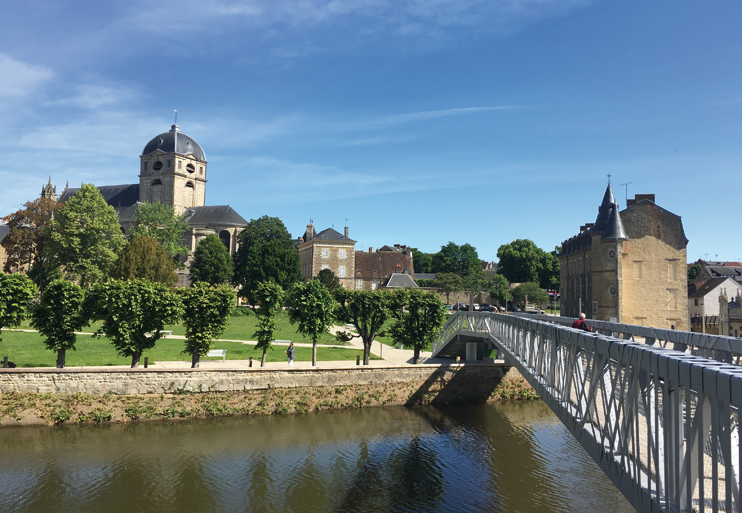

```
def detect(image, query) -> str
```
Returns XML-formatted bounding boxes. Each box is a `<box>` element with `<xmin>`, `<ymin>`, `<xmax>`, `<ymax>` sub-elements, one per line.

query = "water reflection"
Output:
<box><xmin>0</xmin><ymin>403</ymin><xmax>634</xmax><ymax>512</ymax></box>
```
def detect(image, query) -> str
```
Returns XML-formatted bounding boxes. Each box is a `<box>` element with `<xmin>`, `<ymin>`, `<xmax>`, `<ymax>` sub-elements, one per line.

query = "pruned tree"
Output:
<box><xmin>434</xmin><ymin>272</ymin><xmax>463</xmax><ymax>305</ymax></box>
<box><xmin>0</xmin><ymin>272</ymin><xmax>37</xmax><ymax>343</ymax></box>
<box><xmin>253</xmin><ymin>280</ymin><xmax>284</xmax><ymax>367</ymax></box>
<box><xmin>90</xmin><ymin>279</ymin><xmax>183</xmax><ymax>368</ymax></box>
<box><xmin>129</xmin><ymin>202</ymin><xmax>190</xmax><ymax>263</ymax></box>
<box><xmin>287</xmin><ymin>279</ymin><xmax>336</xmax><ymax>366</ymax></box>
<box><xmin>334</xmin><ymin>289</ymin><xmax>393</xmax><ymax>366</ymax></box>
<box><xmin>511</xmin><ymin>282</ymin><xmax>549</xmax><ymax>308</ymax></box>
<box><xmin>111</xmin><ymin>235</ymin><xmax>178</xmax><ymax>286</ymax></box>
<box><xmin>190</xmin><ymin>234</ymin><xmax>234</xmax><ymax>285</ymax></box>
<box><xmin>31</xmin><ymin>279</ymin><xmax>87</xmax><ymax>368</ymax></box>
<box><xmin>179</xmin><ymin>282</ymin><xmax>236</xmax><ymax>368</ymax></box>
<box><xmin>43</xmin><ymin>184</ymin><xmax>126</xmax><ymax>288</ymax></box>
<box><xmin>389</xmin><ymin>289</ymin><xmax>446</xmax><ymax>364</ymax></box>
<box><xmin>233</xmin><ymin>216</ymin><xmax>301</xmax><ymax>307</ymax></box>
<box><xmin>316</xmin><ymin>268</ymin><xmax>340</xmax><ymax>292</ymax></box>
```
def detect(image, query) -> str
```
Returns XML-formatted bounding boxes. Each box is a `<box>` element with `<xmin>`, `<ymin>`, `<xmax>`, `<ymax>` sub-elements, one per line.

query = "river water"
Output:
<box><xmin>0</xmin><ymin>401</ymin><xmax>634</xmax><ymax>512</ymax></box>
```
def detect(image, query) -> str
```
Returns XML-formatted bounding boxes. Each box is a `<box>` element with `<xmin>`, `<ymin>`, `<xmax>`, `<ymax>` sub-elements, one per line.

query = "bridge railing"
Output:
<box><xmin>436</xmin><ymin>312</ymin><xmax>741</xmax><ymax>513</ymax></box>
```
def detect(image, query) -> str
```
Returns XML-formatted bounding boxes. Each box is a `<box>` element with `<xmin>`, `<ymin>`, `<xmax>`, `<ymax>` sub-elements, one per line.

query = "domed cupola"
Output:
<box><xmin>141</xmin><ymin>124</ymin><xmax>206</xmax><ymax>161</ymax></box>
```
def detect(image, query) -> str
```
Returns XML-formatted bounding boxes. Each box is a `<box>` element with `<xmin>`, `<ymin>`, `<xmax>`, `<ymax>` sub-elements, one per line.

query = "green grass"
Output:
<box><xmin>0</xmin><ymin>330</ymin><xmax>372</xmax><ymax>368</ymax></box>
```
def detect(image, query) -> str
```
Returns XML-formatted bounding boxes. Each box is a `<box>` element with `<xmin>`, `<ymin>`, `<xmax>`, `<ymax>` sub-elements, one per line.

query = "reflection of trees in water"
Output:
<box><xmin>338</xmin><ymin>436</ymin><xmax>444</xmax><ymax>512</ymax></box>
<box><xmin>244</xmin><ymin>452</ymin><xmax>277</xmax><ymax>513</ymax></box>
<box><xmin>169</xmin><ymin>455</ymin><xmax>220</xmax><ymax>512</ymax></box>
<box><xmin>284</xmin><ymin>450</ymin><xmax>330</xmax><ymax>512</ymax></box>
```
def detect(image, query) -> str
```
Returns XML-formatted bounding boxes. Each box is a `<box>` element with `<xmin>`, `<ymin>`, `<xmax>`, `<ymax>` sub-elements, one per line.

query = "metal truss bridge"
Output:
<box><xmin>432</xmin><ymin>311</ymin><xmax>742</xmax><ymax>513</ymax></box>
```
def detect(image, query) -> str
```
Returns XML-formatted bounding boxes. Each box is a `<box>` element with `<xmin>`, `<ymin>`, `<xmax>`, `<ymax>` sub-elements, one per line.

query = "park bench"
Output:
<box><xmin>161</xmin><ymin>330</ymin><xmax>172</xmax><ymax>337</ymax></box>
<box><xmin>206</xmin><ymin>349</ymin><xmax>227</xmax><ymax>361</ymax></box>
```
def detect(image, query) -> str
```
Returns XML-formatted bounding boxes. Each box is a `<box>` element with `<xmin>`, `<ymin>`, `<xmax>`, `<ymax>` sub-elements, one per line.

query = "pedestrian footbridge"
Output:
<box><xmin>433</xmin><ymin>312</ymin><xmax>742</xmax><ymax>513</ymax></box>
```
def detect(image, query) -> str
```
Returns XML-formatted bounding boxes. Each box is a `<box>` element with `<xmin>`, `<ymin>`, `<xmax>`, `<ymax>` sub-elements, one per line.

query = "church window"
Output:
<box><xmin>152</xmin><ymin>179</ymin><xmax>162</xmax><ymax>186</ymax></box>
<box><xmin>219</xmin><ymin>230</ymin><xmax>231</xmax><ymax>251</ymax></box>
<box><xmin>153</xmin><ymin>161</ymin><xmax>163</xmax><ymax>171</ymax></box>
<box><xmin>186</xmin><ymin>164</ymin><xmax>195</xmax><ymax>174</ymax></box>
<box><xmin>186</xmin><ymin>182</ymin><xmax>194</xmax><ymax>188</ymax></box>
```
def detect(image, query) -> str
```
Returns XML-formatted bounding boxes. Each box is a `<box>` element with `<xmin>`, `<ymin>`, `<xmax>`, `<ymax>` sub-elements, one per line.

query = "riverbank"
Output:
<box><xmin>0</xmin><ymin>365</ymin><xmax>538</xmax><ymax>427</ymax></box>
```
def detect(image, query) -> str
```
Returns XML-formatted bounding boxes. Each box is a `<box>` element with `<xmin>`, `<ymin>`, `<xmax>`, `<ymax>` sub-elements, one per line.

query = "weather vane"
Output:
<box><xmin>607</xmin><ymin>173</ymin><xmax>612</xmax><ymax>185</ymax></box>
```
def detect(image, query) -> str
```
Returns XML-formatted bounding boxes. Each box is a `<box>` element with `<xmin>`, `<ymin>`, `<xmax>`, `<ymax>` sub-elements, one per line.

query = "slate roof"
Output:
<box><xmin>415</xmin><ymin>273</ymin><xmax>437</xmax><ymax>281</ymax></box>
<box><xmin>184</xmin><ymin>205</ymin><xmax>247</xmax><ymax>227</ymax></box>
<box><xmin>688</xmin><ymin>277</ymin><xmax>735</xmax><ymax>299</ymax></box>
<box><xmin>385</xmin><ymin>273</ymin><xmax>419</xmax><ymax>289</ymax></box>
<box><xmin>0</xmin><ymin>225</ymin><xmax>8</xmax><ymax>243</ymax></box>
<box><xmin>304</xmin><ymin>227</ymin><xmax>355</xmax><ymax>243</ymax></box>
<box><xmin>704</xmin><ymin>265</ymin><xmax>742</xmax><ymax>280</ymax></box>
<box><xmin>142</xmin><ymin>125</ymin><xmax>206</xmax><ymax>161</ymax></box>
<box><xmin>59</xmin><ymin>184</ymin><xmax>140</xmax><ymax>209</ymax></box>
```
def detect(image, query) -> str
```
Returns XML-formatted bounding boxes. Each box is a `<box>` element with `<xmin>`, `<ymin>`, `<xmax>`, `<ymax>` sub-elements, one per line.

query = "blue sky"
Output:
<box><xmin>1</xmin><ymin>1</ymin><xmax>741</xmax><ymax>263</ymax></box>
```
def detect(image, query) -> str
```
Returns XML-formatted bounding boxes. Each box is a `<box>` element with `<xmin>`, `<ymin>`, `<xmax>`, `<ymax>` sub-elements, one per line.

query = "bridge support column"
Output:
<box><xmin>466</xmin><ymin>342</ymin><xmax>477</xmax><ymax>363</ymax></box>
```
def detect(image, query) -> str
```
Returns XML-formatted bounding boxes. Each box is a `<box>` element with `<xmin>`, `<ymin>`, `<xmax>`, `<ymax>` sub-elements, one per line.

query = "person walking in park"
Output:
<box><xmin>572</xmin><ymin>313</ymin><xmax>592</xmax><ymax>332</ymax></box>
<box><xmin>286</xmin><ymin>342</ymin><xmax>295</xmax><ymax>367</ymax></box>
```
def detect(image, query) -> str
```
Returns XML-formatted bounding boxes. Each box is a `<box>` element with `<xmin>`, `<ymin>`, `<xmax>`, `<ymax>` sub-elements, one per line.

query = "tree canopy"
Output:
<box><xmin>316</xmin><ymin>268</ymin><xmax>340</xmax><ymax>292</ymax></box>
<box><xmin>0</xmin><ymin>272</ymin><xmax>37</xmax><ymax>343</ymax></box>
<box><xmin>488</xmin><ymin>274</ymin><xmax>512</xmax><ymax>305</ymax></box>
<box><xmin>190</xmin><ymin>234</ymin><xmax>234</xmax><ymax>285</ymax></box>
<box><xmin>129</xmin><ymin>202</ymin><xmax>190</xmax><ymax>262</ymax></box>
<box><xmin>179</xmin><ymin>282</ymin><xmax>236</xmax><ymax>368</ymax></box>
<box><xmin>389</xmin><ymin>289</ymin><xmax>446</xmax><ymax>363</ymax></box>
<box><xmin>511</xmin><ymin>282</ymin><xmax>549</xmax><ymax>308</ymax></box>
<box><xmin>43</xmin><ymin>184</ymin><xmax>126</xmax><ymax>288</ymax></box>
<box><xmin>287</xmin><ymin>279</ymin><xmax>336</xmax><ymax>366</ymax></box>
<box><xmin>431</xmin><ymin>242</ymin><xmax>481</xmax><ymax>277</ymax></box>
<box><xmin>253</xmin><ymin>280</ymin><xmax>285</xmax><ymax>367</ymax></box>
<box><xmin>334</xmin><ymin>289</ymin><xmax>393</xmax><ymax>365</ymax></box>
<box><xmin>434</xmin><ymin>272</ymin><xmax>463</xmax><ymax>305</ymax></box>
<box><xmin>411</xmin><ymin>249</ymin><xmax>433</xmax><ymax>274</ymax></box>
<box><xmin>233</xmin><ymin>216</ymin><xmax>301</xmax><ymax>307</ymax></box>
<box><xmin>688</xmin><ymin>262</ymin><xmax>702</xmax><ymax>283</ymax></box>
<box><xmin>31</xmin><ymin>279</ymin><xmax>87</xmax><ymax>368</ymax></box>
<box><xmin>111</xmin><ymin>235</ymin><xmax>178</xmax><ymax>286</ymax></box>
<box><xmin>496</xmin><ymin>239</ymin><xmax>560</xmax><ymax>290</ymax></box>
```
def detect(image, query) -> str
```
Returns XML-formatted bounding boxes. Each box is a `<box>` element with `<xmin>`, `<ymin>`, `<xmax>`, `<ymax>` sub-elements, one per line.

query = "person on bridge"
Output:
<box><xmin>572</xmin><ymin>313</ymin><xmax>593</xmax><ymax>332</ymax></box>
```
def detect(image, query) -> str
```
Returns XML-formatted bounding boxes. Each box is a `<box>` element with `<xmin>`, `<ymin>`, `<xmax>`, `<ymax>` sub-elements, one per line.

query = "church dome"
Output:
<box><xmin>141</xmin><ymin>124</ymin><xmax>206</xmax><ymax>161</ymax></box>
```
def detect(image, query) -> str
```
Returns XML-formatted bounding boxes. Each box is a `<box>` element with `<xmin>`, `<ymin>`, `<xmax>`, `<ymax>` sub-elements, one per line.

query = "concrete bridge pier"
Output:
<box><xmin>465</xmin><ymin>342</ymin><xmax>477</xmax><ymax>362</ymax></box>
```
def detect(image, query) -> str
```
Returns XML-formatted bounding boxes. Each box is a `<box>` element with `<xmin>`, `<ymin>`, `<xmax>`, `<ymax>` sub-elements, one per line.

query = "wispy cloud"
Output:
<box><xmin>48</xmin><ymin>83</ymin><xmax>141</xmax><ymax>109</ymax></box>
<box><xmin>0</xmin><ymin>53</ymin><xmax>53</xmax><ymax>98</ymax></box>
<box><xmin>387</xmin><ymin>106</ymin><xmax>520</xmax><ymax>123</ymax></box>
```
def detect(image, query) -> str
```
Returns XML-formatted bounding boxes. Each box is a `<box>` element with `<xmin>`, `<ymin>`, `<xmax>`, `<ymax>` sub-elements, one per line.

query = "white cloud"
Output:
<box><xmin>49</xmin><ymin>83</ymin><xmax>140</xmax><ymax>109</ymax></box>
<box><xmin>0</xmin><ymin>53</ymin><xmax>53</xmax><ymax>98</ymax></box>
<box><xmin>387</xmin><ymin>106</ymin><xmax>520</xmax><ymax>123</ymax></box>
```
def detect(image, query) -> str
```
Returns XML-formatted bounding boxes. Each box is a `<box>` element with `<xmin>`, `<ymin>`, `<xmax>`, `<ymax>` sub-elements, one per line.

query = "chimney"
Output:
<box><xmin>635</xmin><ymin>194</ymin><xmax>655</xmax><ymax>203</ymax></box>
<box><xmin>585</xmin><ymin>223</ymin><xmax>594</xmax><ymax>229</ymax></box>
<box><xmin>369</xmin><ymin>247</ymin><xmax>374</xmax><ymax>253</ymax></box>
<box><xmin>580</xmin><ymin>225</ymin><xmax>586</xmax><ymax>232</ymax></box>
<box><xmin>306</xmin><ymin>223</ymin><xmax>315</xmax><ymax>240</ymax></box>
<box><xmin>626</xmin><ymin>199</ymin><xmax>636</xmax><ymax>208</ymax></box>
<box><xmin>344</xmin><ymin>226</ymin><xmax>349</xmax><ymax>238</ymax></box>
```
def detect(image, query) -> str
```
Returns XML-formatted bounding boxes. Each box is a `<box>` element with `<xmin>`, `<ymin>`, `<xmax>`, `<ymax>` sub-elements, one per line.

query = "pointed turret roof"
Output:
<box><xmin>601</xmin><ymin>203</ymin><xmax>628</xmax><ymax>241</ymax></box>
<box><xmin>593</xmin><ymin>184</ymin><xmax>617</xmax><ymax>232</ymax></box>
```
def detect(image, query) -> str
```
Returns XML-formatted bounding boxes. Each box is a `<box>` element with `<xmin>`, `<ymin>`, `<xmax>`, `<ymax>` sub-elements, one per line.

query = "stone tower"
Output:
<box><xmin>40</xmin><ymin>177</ymin><xmax>57</xmax><ymax>201</ymax></box>
<box><xmin>138</xmin><ymin>124</ymin><xmax>207</xmax><ymax>213</ymax></box>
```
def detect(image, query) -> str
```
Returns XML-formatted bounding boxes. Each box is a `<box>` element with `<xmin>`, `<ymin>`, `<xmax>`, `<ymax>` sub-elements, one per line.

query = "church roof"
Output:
<box><xmin>184</xmin><ymin>205</ymin><xmax>247</xmax><ymax>227</ymax></box>
<box><xmin>307</xmin><ymin>227</ymin><xmax>356</xmax><ymax>243</ymax></box>
<box><xmin>142</xmin><ymin>125</ymin><xmax>206</xmax><ymax>161</ymax></box>
<box><xmin>58</xmin><ymin>184</ymin><xmax>140</xmax><ymax>209</ymax></box>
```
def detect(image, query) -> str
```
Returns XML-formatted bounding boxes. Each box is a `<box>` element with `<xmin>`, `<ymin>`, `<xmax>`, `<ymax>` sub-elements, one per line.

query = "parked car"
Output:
<box><xmin>498</xmin><ymin>306</ymin><xmax>506</xmax><ymax>312</ymax></box>
<box><xmin>472</xmin><ymin>303</ymin><xmax>480</xmax><ymax>311</ymax></box>
<box><xmin>507</xmin><ymin>305</ymin><xmax>520</xmax><ymax>312</ymax></box>
<box><xmin>453</xmin><ymin>302</ymin><xmax>467</xmax><ymax>311</ymax></box>
<box><xmin>444</xmin><ymin>304</ymin><xmax>453</xmax><ymax>311</ymax></box>
<box><xmin>480</xmin><ymin>305</ymin><xmax>495</xmax><ymax>312</ymax></box>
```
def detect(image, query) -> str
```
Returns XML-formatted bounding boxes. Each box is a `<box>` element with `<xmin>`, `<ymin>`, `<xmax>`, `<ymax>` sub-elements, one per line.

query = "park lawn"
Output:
<box><xmin>0</xmin><ymin>330</ymin><xmax>371</xmax><ymax>368</ymax></box>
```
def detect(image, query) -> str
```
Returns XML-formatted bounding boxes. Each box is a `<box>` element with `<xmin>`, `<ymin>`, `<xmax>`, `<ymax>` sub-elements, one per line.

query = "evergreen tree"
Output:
<box><xmin>316</xmin><ymin>268</ymin><xmax>340</xmax><ymax>292</ymax></box>
<box><xmin>190</xmin><ymin>234</ymin><xmax>234</xmax><ymax>285</ymax></box>
<box><xmin>111</xmin><ymin>235</ymin><xmax>178</xmax><ymax>286</ymax></box>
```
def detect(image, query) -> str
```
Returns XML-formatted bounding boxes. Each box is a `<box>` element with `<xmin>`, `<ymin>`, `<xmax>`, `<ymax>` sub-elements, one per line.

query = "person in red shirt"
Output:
<box><xmin>571</xmin><ymin>313</ymin><xmax>592</xmax><ymax>332</ymax></box>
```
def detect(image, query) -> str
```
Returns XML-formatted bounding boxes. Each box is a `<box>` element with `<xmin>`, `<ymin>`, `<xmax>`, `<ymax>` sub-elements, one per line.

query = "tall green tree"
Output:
<box><xmin>497</xmin><ymin>239</ymin><xmax>560</xmax><ymax>290</ymax></box>
<box><xmin>130</xmin><ymin>202</ymin><xmax>190</xmax><ymax>262</ymax></box>
<box><xmin>462</xmin><ymin>269</ymin><xmax>487</xmax><ymax>309</ymax></box>
<box><xmin>688</xmin><ymin>262</ymin><xmax>702</xmax><ymax>283</ymax></box>
<box><xmin>316</xmin><ymin>268</ymin><xmax>340</xmax><ymax>292</ymax></box>
<box><xmin>287</xmin><ymin>279</ymin><xmax>336</xmax><ymax>367</ymax></box>
<box><xmin>488</xmin><ymin>274</ymin><xmax>512</xmax><ymax>306</ymax></box>
<box><xmin>90</xmin><ymin>279</ymin><xmax>183</xmax><ymax>368</ymax></box>
<box><xmin>43</xmin><ymin>184</ymin><xmax>126</xmax><ymax>288</ymax></box>
<box><xmin>253</xmin><ymin>280</ymin><xmax>284</xmax><ymax>367</ymax></box>
<box><xmin>434</xmin><ymin>272</ymin><xmax>463</xmax><ymax>305</ymax></box>
<box><xmin>111</xmin><ymin>235</ymin><xmax>178</xmax><ymax>286</ymax></box>
<box><xmin>190</xmin><ymin>234</ymin><xmax>234</xmax><ymax>285</ymax></box>
<box><xmin>0</xmin><ymin>272</ymin><xmax>37</xmax><ymax>343</ymax></box>
<box><xmin>411</xmin><ymin>248</ymin><xmax>433</xmax><ymax>274</ymax></box>
<box><xmin>511</xmin><ymin>282</ymin><xmax>549</xmax><ymax>308</ymax></box>
<box><xmin>431</xmin><ymin>242</ymin><xmax>481</xmax><ymax>277</ymax></box>
<box><xmin>334</xmin><ymin>289</ymin><xmax>393</xmax><ymax>366</ymax></box>
<box><xmin>389</xmin><ymin>289</ymin><xmax>446</xmax><ymax>364</ymax></box>
<box><xmin>233</xmin><ymin>216</ymin><xmax>301</xmax><ymax>307</ymax></box>
<box><xmin>31</xmin><ymin>279</ymin><xmax>87</xmax><ymax>368</ymax></box>
<box><xmin>179</xmin><ymin>283</ymin><xmax>236</xmax><ymax>368</ymax></box>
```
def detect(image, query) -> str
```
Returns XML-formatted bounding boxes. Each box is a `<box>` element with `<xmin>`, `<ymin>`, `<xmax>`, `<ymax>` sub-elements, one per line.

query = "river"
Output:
<box><xmin>0</xmin><ymin>401</ymin><xmax>635</xmax><ymax>512</ymax></box>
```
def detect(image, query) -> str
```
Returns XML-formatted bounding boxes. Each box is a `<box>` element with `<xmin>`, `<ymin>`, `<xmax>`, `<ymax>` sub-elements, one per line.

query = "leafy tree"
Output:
<box><xmin>31</xmin><ymin>279</ymin><xmax>87</xmax><ymax>368</ymax></box>
<box><xmin>190</xmin><ymin>234</ymin><xmax>234</xmax><ymax>285</ymax></box>
<box><xmin>411</xmin><ymin>249</ymin><xmax>433</xmax><ymax>274</ymax></box>
<box><xmin>334</xmin><ymin>289</ymin><xmax>393</xmax><ymax>366</ymax></box>
<box><xmin>43</xmin><ymin>184</ymin><xmax>126</xmax><ymax>288</ymax></box>
<box><xmin>111</xmin><ymin>235</ymin><xmax>178</xmax><ymax>286</ymax></box>
<box><xmin>389</xmin><ymin>289</ymin><xmax>446</xmax><ymax>364</ymax></box>
<box><xmin>2</xmin><ymin>197</ymin><xmax>63</xmax><ymax>288</ymax></box>
<box><xmin>431</xmin><ymin>242</ymin><xmax>481</xmax><ymax>277</ymax></box>
<box><xmin>688</xmin><ymin>262</ymin><xmax>702</xmax><ymax>283</ymax></box>
<box><xmin>316</xmin><ymin>268</ymin><xmax>340</xmax><ymax>292</ymax></box>
<box><xmin>488</xmin><ymin>274</ymin><xmax>512</xmax><ymax>306</ymax></box>
<box><xmin>253</xmin><ymin>280</ymin><xmax>284</xmax><ymax>367</ymax></box>
<box><xmin>287</xmin><ymin>279</ymin><xmax>336</xmax><ymax>366</ymax></box>
<box><xmin>497</xmin><ymin>239</ymin><xmax>560</xmax><ymax>290</ymax></box>
<box><xmin>90</xmin><ymin>279</ymin><xmax>183</xmax><ymax>368</ymax></box>
<box><xmin>0</xmin><ymin>272</ymin><xmax>37</xmax><ymax>343</ymax></box>
<box><xmin>130</xmin><ymin>202</ymin><xmax>190</xmax><ymax>262</ymax></box>
<box><xmin>179</xmin><ymin>282</ymin><xmax>236</xmax><ymax>368</ymax></box>
<box><xmin>511</xmin><ymin>282</ymin><xmax>548</xmax><ymax>308</ymax></box>
<box><xmin>233</xmin><ymin>216</ymin><xmax>301</xmax><ymax>307</ymax></box>
<box><xmin>434</xmin><ymin>272</ymin><xmax>463</xmax><ymax>305</ymax></box>
<box><xmin>462</xmin><ymin>269</ymin><xmax>487</xmax><ymax>310</ymax></box>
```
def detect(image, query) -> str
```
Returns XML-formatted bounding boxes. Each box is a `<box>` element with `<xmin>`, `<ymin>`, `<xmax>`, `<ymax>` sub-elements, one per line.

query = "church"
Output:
<box><xmin>55</xmin><ymin>124</ymin><xmax>247</xmax><ymax>286</ymax></box>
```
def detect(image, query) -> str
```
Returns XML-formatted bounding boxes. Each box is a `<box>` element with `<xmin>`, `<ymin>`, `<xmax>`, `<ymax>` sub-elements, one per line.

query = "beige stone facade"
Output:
<box><xmin>560</xmin><ymin>188</ymin><xmax>688</xmax><ymax>331</ymax></box>
<box><xmin>297</xmin><ymin>224</ymin><xmax>356</xmax><ymax>289</ymax></box>
<box><xmin>139</xmin><ymin>152</ymin><xmax>207</xmax><ymax>213</ymax></box>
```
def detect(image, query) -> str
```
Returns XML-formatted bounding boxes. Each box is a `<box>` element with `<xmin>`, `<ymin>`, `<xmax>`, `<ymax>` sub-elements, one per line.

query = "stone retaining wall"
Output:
<box><xmin>0</xmin><ymin>364</ymin><xmax>520</xmax><ymax>396</ymax></box>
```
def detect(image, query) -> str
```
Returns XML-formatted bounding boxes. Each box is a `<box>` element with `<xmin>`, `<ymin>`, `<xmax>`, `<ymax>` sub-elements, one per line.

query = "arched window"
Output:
<box><xmin>153</xmin><ymin>161</ymin><xmax>163</xmax><ymax>170</ymax></box>
<box><xmin>186</xmin><ymin>163</ymin><xmax>195</xmax><ymax>173</ymax></box>
<box><xmin>185</xmin><ymin>181</ymin><xmax>194</xmax><ymax>188</ymax></box>
<box><xmin>219</xmin><ymin>230</ymin><xmax>231</xmax><ymax>250</ymax></box>
<box><xmin>152</xmin><ymin>179</ymin><xmax>162</xmax><ymax>186</ymax></box>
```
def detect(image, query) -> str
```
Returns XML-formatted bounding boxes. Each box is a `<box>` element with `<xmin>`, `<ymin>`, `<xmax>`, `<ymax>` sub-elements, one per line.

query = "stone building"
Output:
<box><xmin>354</xmin><ymin>245</ymin><xmax>415</xmax><ymax>291</ymax></box>
<box><xmin>560</xmin><ymin>185</ymin><xmax>688</xmax><ymax>330</ymax></box>
<box><xmin>296</xmin><ymin>223</ymin><xmax>356</xmax><ymax>289</ymax></box>
<box><xmin>688</xmin><ymin>277</ymin><xmax>742</xmax><ymax>334</ymax></box>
